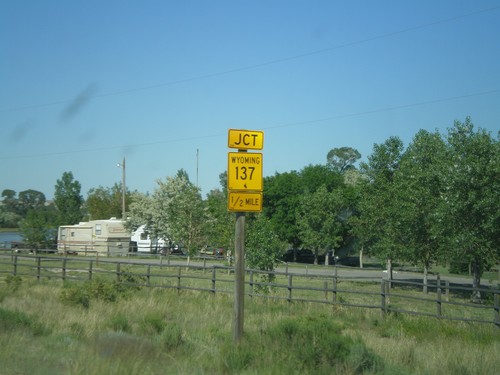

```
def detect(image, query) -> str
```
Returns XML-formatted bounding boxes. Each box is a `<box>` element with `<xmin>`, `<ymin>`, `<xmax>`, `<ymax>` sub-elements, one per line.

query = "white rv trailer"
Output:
<box><xmin>130</xmin><ymin>225</ymin><xmax>168</xmax><ymax>253</ymax></box>
<box><xmin>57</xmin><ymin>218</ymin><xmax>130</xmax><ymax>256</ymax></box>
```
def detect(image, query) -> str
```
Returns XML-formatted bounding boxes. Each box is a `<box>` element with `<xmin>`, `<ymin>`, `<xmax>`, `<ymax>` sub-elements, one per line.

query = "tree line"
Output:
<box><xmin>1</xmin><ymin>118</ymin><xmax>498</xmax><ymax>296</ymax></box>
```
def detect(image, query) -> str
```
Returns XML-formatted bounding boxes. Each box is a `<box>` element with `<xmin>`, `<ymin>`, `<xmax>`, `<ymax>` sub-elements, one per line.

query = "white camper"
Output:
<box><xmin>130</xmin><ymin>225</ymin><xmax>167</xmax><ymax>253</ymax></box>
<box><xmin>58</xmin><ymin>218</ymin><xmax>130</xmax><ymax>256</ymax></box>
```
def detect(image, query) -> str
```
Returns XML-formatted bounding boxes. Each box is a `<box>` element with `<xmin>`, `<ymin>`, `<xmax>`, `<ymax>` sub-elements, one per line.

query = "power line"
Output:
<box><xmin>1</xmin><ymin>5</ymin><xmax>499</xmax><ymax>113</ymax></box>
<box><xmin>1</xmin><ymin>88</ymin><xmax>498</xmax><ymax>161</ymax></box>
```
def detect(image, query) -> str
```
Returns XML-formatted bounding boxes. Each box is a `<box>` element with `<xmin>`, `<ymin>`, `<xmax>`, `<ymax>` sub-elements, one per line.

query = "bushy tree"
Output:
<box><xmin>393</xmin><ymin>129</ymin><xmax>447</xmax><ymax>291</ymax></box>
<box><xmin>263</xmin><ymin>170</ymin><xmax>303</xmax><ymax>248</ymax></box>
<box><xmin>205</xmin><ymin>188</ymin><xmax>233</xmax><ymax>251</ymax></box>
<box><xmin>438</xmin><ymin>118</ymin><xmax>499</xmax><ymax>301</ymax></box>
<box><xmin>86</xmin><ymin>183</ymin><xmax>130</xmax><ymax>220</ymax></box>
<box><xmin>296</xmin><ymin>185</ymin><xmax>344</xmax><ymax>264</ymax></box>
<box><xmin>19</xmin><ymin>208</ymin><xmax>56</xmax><ymax>252</ymax></box>
<box><xmin>2</xmin><ymin>189</ymin><xmax>19</xmax><ymax>213</ymax></box>
<box><xmin>246</xmin><ymin>214</ymin><xmax>286</xmax><ymax>289</ymax></box>
<box><xmin>354</xmin><ymin>137</ymin><xmax>404</xmax><ymax>276</ymax></box>
<box><xmin>1</xmin><ymin>189</ymin><xmax>21</xmax><ymax>227</ymax></box>
<box><xmin>128</xmin><ymin>170</ymin><xmax>206</xmax><ymax>256</ymax></box>
<box><xmin>17</xmin><ymin>189</ymin><xmax>46</xmax><ymax>217</ymax></box>
<box><xmin>327</xmin><ymin>147</ymin><xmax>361</xmax><ymax>173</ymax></box>
<box><xmin>54</xmin><ymin>172</ymin><xmax>84</xmax><ymax>225</ymax></box>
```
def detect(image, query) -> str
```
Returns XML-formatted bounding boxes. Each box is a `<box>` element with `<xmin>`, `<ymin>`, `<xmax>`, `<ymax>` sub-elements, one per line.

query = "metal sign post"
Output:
<box><xmin>233</xmin><ymin>212</ymin><xmax>245</xmax><ymax>342</ymax></box>
<box><xmin>227</xmin><ymin>128</ymin><xmax>264</xmax><ymax>343</ymax></box>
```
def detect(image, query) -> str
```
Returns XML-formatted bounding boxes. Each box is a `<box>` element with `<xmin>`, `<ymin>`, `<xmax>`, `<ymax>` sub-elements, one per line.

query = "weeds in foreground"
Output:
<box><xmin>0</xmin><ymin>278</ymin><xmax>498</xmax><ymax>375</ymax></box>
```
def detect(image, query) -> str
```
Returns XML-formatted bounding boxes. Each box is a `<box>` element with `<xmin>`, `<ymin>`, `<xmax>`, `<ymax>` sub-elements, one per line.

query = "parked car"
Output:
<box><xmin>160</xmin><ymin>245</ymin><xmax>185</xmax><ymax>256</ymax></box>
<box><xmin>200</xmin><ymin>246</ymin><xmax>225</xmax><ymax>257</ymax></box>
<box><xmin>282</xmin><ymin>249</ymin><xmax>315</xmax><ymax>264</ymax></box>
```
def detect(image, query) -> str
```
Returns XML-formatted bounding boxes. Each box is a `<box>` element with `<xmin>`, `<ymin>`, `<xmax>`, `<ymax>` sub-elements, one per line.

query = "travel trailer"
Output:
<box><xmin>57</xmin><ymin>218</ymin><xmax>130</xmax><ymax>256</ymax></box>
<box><xmin>130</xmin><ymin>225</ymin><xmax>168</xmax><ymax>253</ymax></box>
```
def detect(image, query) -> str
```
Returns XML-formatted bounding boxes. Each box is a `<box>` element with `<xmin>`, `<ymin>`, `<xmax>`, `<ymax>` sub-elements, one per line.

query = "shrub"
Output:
<box><xmin>157</xmin><ymin>323</ymin><xmax>183</xmax><ymax>350</ymax></box>
<box><xmin>0</xmin><ymin>307</ymin><xmax>49</xmax><ymax>336</ymax></box>
<box><xmin>265</xmin><ymin>315</ymin><xmax>384</xmax><ymax>373</ymax></box>
<box><xmin>140</xmin><ymin>313</ymin><xmax>167</xmax><ymax>335</ymax></box>
<box><xmin>5</xmin><ymin>275</ymin><xmax>22</xmax><ymax>292</ymax></box>
<box><xmin>60</xmin><ymin>282</ymin><xmax>91</xmax><ymax>308</ymax></box>
<box><xmin>108</xmin><ymin>314</ymin><xmax>131</xmax><ymax>333</ymax></box>
<box><xmin>60</xmin><ymin>278</ymin><xmax>130</xmax><ymax>308</ymax></box>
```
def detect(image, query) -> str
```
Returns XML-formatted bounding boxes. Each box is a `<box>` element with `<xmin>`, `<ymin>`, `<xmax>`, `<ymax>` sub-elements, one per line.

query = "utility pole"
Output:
<box><xmin>196</xmin><ymin>149</ymin><xmax>199</xmax><ymax>188</ymax></box>
<box><xmin>117</xmin><ymin>157</ymin><xmax>126</xmax><ymax>220</ymax></box>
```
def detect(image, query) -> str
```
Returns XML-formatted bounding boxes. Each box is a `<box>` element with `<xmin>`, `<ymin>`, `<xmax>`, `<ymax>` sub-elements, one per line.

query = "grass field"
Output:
<box><xmin>1</xmin><ymin>273</ymin><xmax>499</xmax><ymax>375</ymax></box>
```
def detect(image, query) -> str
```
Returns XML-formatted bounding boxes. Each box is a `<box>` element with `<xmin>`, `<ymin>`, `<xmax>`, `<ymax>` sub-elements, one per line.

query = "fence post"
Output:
<box><xmin>332</xmin><ymin>267</ymin><xmax>338</xmax><ymax>304</ymax></box>
<box><xmin>147</xmin><ymin>265</ymin><xmax>151</xmax><ymax>287</ymax></box>
<box><xmin>211</xmin><ymin>266</ymin><xmax>216</xmax><ymax>294</ymax></box>
<box><xmin>249</xmin><ymin>271</ymin><xmax>254</xmax><ymax>297</ymax></box>
<box><xmin>381</xmin><ymin>279</ymin><xmax>386</xmax><ymax>317</ymax></box>
<box><xmin>323</xmin><ymin>281</ymin><xmax>328</xmax><ymax>301</ymax></box>
<box><xmin>445</xmin><ymin>280</ymin><xmax>450</xmax><ymax>302</ymax></box>
<box><xmin>36</xmin><ymin>256</ymin><xmax>41</xmax><ymax>282</ymax></box>
<box><xmin>13</xmin><ymin>255</ymin><xmax>18</xmax><ymax>276</ymax></box>
<box><xmin>177</xmin><ymin>266</ymin><xmax>182</xmax><ymax>295</ymax></box>
<box><xmin>116</xmin><ymin>263</ymin><xmax>121</xmax><ymax>283</ymax></box>
<box><xmin>436</xmin><ymin>274</ymin><xmax>442</xmax><ymax>317</ymax></box>
<box><xmin>62</xmin><ymin>258</ymin><xmax>67</xmax><ymax>281</ymax></box>
<box><xmin>88</xmin><ymin>260</ymin><xmax>93</xmax><ymax>280</ymax></box>
<box><xmin>494</xmin><ymin>292</ymin><xmax>499</xmax><ymax>329</ymax></box>
<box><xmin>287</xmin><ymin>274</ymin><xmax>293</xmax><ymax>303</ymax></box>
<box><xmin>385</xmin><ymin>278</ymin><xmax>391</xmax><ymax>305</ymax></box>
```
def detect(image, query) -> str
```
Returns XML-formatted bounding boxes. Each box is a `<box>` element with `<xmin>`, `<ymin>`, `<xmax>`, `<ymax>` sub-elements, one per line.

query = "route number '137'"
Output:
<box><xmin>235</xmin><ymin>166</ymin><xmax>254</xmax><ymax>180</ymax></box>
<box><xmin>227</xmin><ymin>152</ymin><xmax>263</xmax><ymax>191</ymax></box>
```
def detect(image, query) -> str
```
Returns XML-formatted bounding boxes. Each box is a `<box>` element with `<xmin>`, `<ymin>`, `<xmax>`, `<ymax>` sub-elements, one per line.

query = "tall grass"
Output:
<box><xmin>0</xmin><ymin>277</ymin><xmax>498</xmax><ymax>375</ymax></box>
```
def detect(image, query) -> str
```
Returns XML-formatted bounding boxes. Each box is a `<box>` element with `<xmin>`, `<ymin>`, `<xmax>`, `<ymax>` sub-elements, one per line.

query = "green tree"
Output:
<box><xmin>127</xmin><ymin>192</ymin><xmax>157</xmax><ymax>237</ymax></box>
<box><xmin>128</xmin><ymin>170</ymin><xmax>206</xmax><ymax>256</ymax></box>
<box><xmin>326</xmin><ymin>147</ymin><xmax>361</xmax><ymax>173</ymax></box>
<box><xmin>246</xmin><ymin>214</ymin><xmax>285</xmax><ymax>289</ymax></box>
<box><xmin>17</xmin><ymin>189</ymin><xmax>46</xmax><ymax>217</ymax></box>
<box><xmin>54</xmin><ymin>171</ymin><xmax>84</xmax><ymax>225</ymax></box>
<box><xmin>205</xmin><ymin>188</ymin><xmax>233</xmax><ymax>251</ymax></box>
<box><xmin>1</xmin><ymin>189</ymin><xmax>21</xmax><ymax>227</ymax></box>
<box><xmin>355</xmin><ymin>136</ymin><xmax>404</xmax><ymax>278</ymax></box>
<box><xmin>2</xmin><ymin>189</ymin><xmax>19</xmax><ymax>213</ymax></box>
<box><xmin>0</xmin><ymin>206</ymin><xmax>21</xmax><ymax>228</ymax></box>
<box><xmin>86</xmin><ymin>183</ymin><xmax>130</xmax><ymax>220</ymax></box>
<box><xmin>19</xmin><ymin>208</ymin><xmax>55</xmax><ymax>252</ymax></box>
<box><xmin>263</xmin><ymin>170</ymin><xmax>303</xmax><ymax>248</ymax></box>
<box><xmin>296</xmin><ymin>185</ymin><xmax>344</xmax><ymax>264</ymax></box>
<box><xmin>438</xmin><ymin>118</ymin><xmax>500</xmax><ymax>301</ymax></box>
<box><xmin>300</xmin><ymin>164</ymin><xmax>343</xmax><ymax>193</ymax></box>
<box><xmin>393</xmin><ymin>129</ymin><xmax>447</xmax><ymax>292</ymax></box>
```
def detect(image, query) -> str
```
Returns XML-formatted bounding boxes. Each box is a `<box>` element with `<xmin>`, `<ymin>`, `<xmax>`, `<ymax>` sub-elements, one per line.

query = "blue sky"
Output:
<box><xmin>1</xmin><ymin>1</ymin><xmax>499</xmax><ymax>199</ymax></box>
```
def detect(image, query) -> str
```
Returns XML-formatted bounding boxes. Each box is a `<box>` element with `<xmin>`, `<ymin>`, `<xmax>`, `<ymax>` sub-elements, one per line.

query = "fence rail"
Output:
<box><xmin>0</xmin><ymin>251</ymin><xmax>498</xmax><ymax>328</ymax></box>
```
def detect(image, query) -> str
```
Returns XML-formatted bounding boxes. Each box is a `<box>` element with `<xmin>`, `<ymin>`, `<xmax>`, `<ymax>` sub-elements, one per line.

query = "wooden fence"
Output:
<box><xmin>0</xmin><ymin>252</ymin><xmax>498</xmax><ymax>328</ymax></box>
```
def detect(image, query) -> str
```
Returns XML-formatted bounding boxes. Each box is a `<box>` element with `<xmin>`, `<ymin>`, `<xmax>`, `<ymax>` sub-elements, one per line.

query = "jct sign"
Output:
<box><xmin>228</xmin><ymin>129</ymin><xmax>264</xmax><ymax>150</ymax></box>
<box><xmin>227</xmin><ymin>129</ymin><xmax>264</xmax><ymax>213</ymax></box>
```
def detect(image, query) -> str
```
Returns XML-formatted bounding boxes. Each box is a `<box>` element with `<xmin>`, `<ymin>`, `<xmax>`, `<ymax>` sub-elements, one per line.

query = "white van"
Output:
<box><xmin>130</xmin><ymin>225</ymin><xmax>168</xmax><ymax>253</ymax></box>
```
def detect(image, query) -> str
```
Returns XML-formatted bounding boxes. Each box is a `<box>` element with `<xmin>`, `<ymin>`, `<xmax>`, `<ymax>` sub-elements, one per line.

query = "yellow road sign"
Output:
<box><xmin>228</xmin><ymin>191</ymin><xmax>263</xmax><ymax>212</ymax></box>
<box><xmin>228</xmin><ymin>129</ymin><xmax>264</xmax><ymax>150</ymax></box>
<box><xmin>228</xmin><ymin>152</ymin><xmax>263</xmax><ymax>191</ymax></box>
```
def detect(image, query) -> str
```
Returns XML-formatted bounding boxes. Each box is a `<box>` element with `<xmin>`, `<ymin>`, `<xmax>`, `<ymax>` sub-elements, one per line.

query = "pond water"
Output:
<box><xmin>0</xmin><ymin>231</ymin><xmax>23</xmax><ymax>248</ymax></box>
